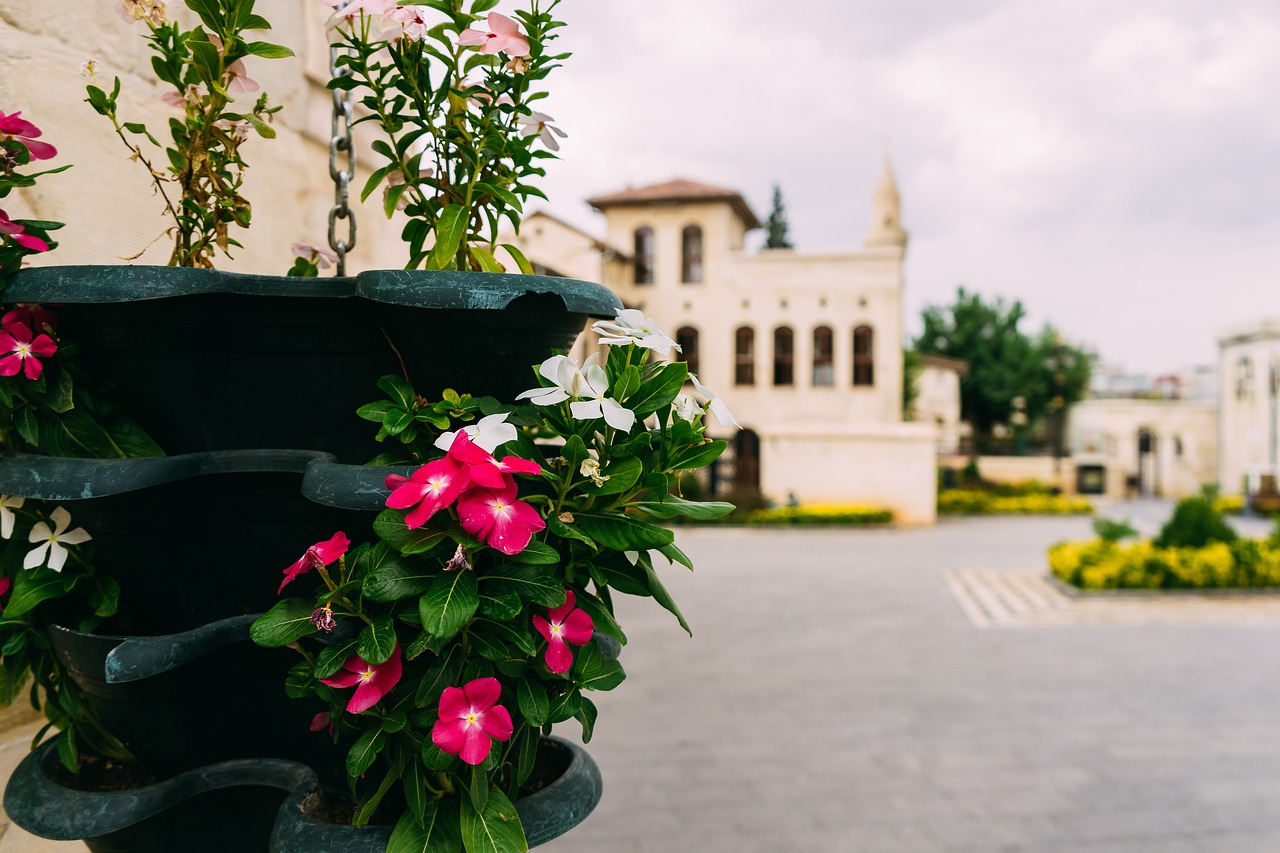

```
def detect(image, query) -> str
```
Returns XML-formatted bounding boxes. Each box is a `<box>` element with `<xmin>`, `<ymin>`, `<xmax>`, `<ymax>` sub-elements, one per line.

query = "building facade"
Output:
<box><xmin>1218</xmin><ymin>320</ymin><xmax>1280</xmax><ymax>497</ymax></box>
<box><xmin>506</xmin><ymin>165</ymin><xmax>938</xmax><ymax>523</ymax></box>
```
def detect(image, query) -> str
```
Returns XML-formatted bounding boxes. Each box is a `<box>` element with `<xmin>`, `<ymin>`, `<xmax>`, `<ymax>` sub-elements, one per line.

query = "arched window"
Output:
<box><xmin>773</xmin><ymin>326</ymin><xmax>794</xmax><ymax>386</ymax></box>
<box><xmin>676</xmin><ymin>326</ymin><xmax>700</xmax><ymax>377</ymax></box>
<box><xmin>734</xmin><ymin>327</ymin><xmax>755</xmax><ymax>386</ymax></box>
<box><xmin>853</xmin><ymin>325</ymin><xmax>874</xmax><ymax>386</ymax></box>
<box><xmin>812</xmin><ymin>326</ymin><xmax>834</xmax><ymax>386</ymax></box>
<box><xmin>681</xmin><ymin>225</ymin><xmax>703</xmax><ymax>283</ymax></box>
<box><xmin>633</xmin><ymin>227</ymin><xmax>654</xmax><ymax>285</ymax></box>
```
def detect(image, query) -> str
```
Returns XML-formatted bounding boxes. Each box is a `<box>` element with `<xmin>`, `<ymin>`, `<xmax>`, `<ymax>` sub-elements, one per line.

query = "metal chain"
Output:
<box><xmin>327</xmin><ymin>10</ymin><xmax>357</xmax><ymax>276</ymax></box>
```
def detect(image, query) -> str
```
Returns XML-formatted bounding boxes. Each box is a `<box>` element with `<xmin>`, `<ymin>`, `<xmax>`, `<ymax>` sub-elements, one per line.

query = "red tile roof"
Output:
<box><xmin>587</xmin><ymin>179</ymin><xmax>760</xmax><ymax>229</ymax></box>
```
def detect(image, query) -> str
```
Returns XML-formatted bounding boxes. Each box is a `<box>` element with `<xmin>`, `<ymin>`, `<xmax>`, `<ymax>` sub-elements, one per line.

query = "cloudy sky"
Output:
<box><xmin>528</xmin><ymin>0</ymin><xmax>1280</xmax><ymax>374</ymax></box>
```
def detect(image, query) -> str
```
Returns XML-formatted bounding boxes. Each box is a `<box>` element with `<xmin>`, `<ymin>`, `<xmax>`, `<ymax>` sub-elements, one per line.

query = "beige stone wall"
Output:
<box><xmin>1068</xmin><ymin>398</ymin><xmax>1218</xmax><ymax>498</ymax></box>
<box><xmin>1218</xmin><ymin>321</ymin><xmax>1280</xmax><ymax>495</ymax></box>
<box><xmin>916</xmin><ymin>361</ymin><xmax>963</xmax><ymax>452</ymax></box>
<box><xmin>941</xmin><ymin>453</ymin><xmax>1078</xmax><ymax>493</ymax></box>
<box><xmin>1</xmin><ymin>0</ymin><xmax>410</xmax><ymax>275</ymax></box>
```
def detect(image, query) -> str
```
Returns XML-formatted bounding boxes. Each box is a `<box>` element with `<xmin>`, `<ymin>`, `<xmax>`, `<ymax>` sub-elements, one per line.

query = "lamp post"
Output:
<box><xmin>1045</xmin><ymin>335</ymin><xmax>1074</xmax><ymax>491</ymax></box>
<box><xmin>1011</xmin><ymin>396</ymin><xmax>1028</xmax><ymax>456</ymax></box>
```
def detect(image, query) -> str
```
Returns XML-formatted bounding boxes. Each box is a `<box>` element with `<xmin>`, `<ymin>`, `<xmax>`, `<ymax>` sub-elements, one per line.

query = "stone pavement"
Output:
<box><xmin>9</xmin><ymin>515</ymin><xmax>1280</xmax><ymax>851</ymax></box>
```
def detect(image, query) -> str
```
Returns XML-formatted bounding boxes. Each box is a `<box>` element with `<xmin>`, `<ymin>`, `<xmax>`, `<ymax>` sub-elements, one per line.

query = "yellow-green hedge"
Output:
<box><xmin>938</xmin><ymin>489</ymin><xmax>1093</xmax><ymax>516</ymax></box>
<box><xmin>748</xmin><ymin>504</ymin><xmax>893</xmax><ymax>526</ymax></box>
<box><xmin>1049</xmin><ymin>539</ymin><xmax>1280</xmax><ymax>590</ymax></box>
<box><xmin>1213</xmin><ymin>495</ymin><xmax>1245</xmax><ymax>516</ymax></box>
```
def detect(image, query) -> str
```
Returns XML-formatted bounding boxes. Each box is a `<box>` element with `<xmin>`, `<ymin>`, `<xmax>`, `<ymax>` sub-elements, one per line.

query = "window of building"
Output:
<box><xmin>676</xmin><ymin>326</ymin><xmax>700</xmax><ymax>377</ymax></box>
<box><xmin>633</xmin><ymin>227</ymin><xmax>654</xmax><ymax>285</ymax></box>
<box><xmin>773</xmin><ymin>326</ymin><xmax>794</xmax><ymax>386</ymax></box>
<box><xmin>734</xmin><ymin>327</ymin><xmax>755</xmax><ymax>386</ymax></box>
<box><xmin>812</xmin><ymin>326</ymin><xmax>834</xmax><ymax>386</ymax></box>
<box><xmin>853</xmin><ymin>325</ymin><xmax>874</xmax><ymax>386</ymax></box>
<box><xmin>681</xmin><ymin>225</ymin><xmax>703</xmax><ymax>283</ymax></box>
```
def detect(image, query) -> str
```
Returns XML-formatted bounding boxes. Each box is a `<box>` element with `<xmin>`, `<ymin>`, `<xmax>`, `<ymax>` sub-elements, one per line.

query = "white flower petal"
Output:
<box><xmin>59</xmin><ymin>527</ymin><xmax>92</xmax><ymax>546</ymax></box>
<box><xmin>49</xmin><ymin>506</ymin><xmax>72</xmax><ymax>536</ymax></box>
<box><xmin>23</xmin><ymin>541</ymin><xmax>49</xmax><ymax>570</ymax></box>
<box><xmin>434</xmin><ymin>429</ymin><xmax>459</xmax><ymax>452</ymax></box>
<box><xmin>569</xmin><ymin>400</ymin><xmax>603</xmax><ymax>422</ymax></box>
<box><xmin>46</xmin><ymin>542</ymin><xmax>69</xmax><ymax>572</ymax></box>
<box><xmin>601</xmin><ymin>398</ymin><xmax>636</xmax><ymax>432</ymax></box>
<box><xmin>28</xmin><ymin>521</ymin><xmax>51</xmax><ymax>545</ymax></box>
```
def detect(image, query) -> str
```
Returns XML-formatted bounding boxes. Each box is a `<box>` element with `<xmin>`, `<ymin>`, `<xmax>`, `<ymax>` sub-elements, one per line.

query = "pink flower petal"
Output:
<box><xmin>499</xmin><ymin>456</ymin><xmax>542</xmax><ymax>476</ymax></box>
<box><xmin>319</xmin><ymin>668</ymin><xmax>363</xmax><ymax>689</ymax></box>
<box><xmin>347</xmin><ymin>679</ymin><xmax>383</xmax><ymax>714</ymax></box>
<box><xmin>478</xmin><ymin>703</ymin><xmax>513</xmax><ymax>741</ymax></box>
<box><xmin>438</xmin><ymin>685</ymin><xmax>470</xmax><ymax>720</ymax></box>
<box><xmin>28</xmin><ymin>334</ymin><xmax>57</xmax><ymax>358</ymax></box>
<box><xmin>309</xmin><ymin>711</ymin><xmax>330</xmax><ymax>732</ymax></box>
<box><xmin>487</xmin><ymin>12</ymin><xmax>518</xmax><ymax>35</ymax></box>
<box><xmin>548</xmin><ymin>589</ymin><xmax>576</xmax><ymax>623</ymax></box>
<box><xmin>458</xmin><ymin>726</ymin><xmax>492</xmax><ymax>765</ymax></box>
<box><xmin>463</xmin><ymin>676</ymin><xmax>502</xmax><ymax>710</ymax></box>
<box><xmin>21</xmin><ymin>356</ymin><xmax>43</xmax><ymax>381</ymax></box>
<box><xmin>457</xmin><ymin>28</ymin><xmax>487</xmax><ymax>46</ymax></box>
<box><xmin>544</xmin><ymin>640</ymin><xmax>572</xmax><ymax>674</ymax></box>
<box><xmin>312</xmin><ymin>531</ymin><xmax>350</xmax><ymax>564</ymax></box>
<box><xmin>385</xmin><ymin>481</ymin><xmax>430</xmax><ymax>509</ymax></box>
<box><xmin>560</xmin><ymin>609</ymin><xmax>594</xmax><ymax>646</ymax></box>
<box><xmin>532</xmin><ymin>614</ymin><xmax>552</xmax><ymax>644</ymax></box>
<box><xmin>0</xmin><ymin>354</ymin><xmax>22</xmax><ymax>377</ymax></box>
<box><xmin>432</xmin><ymin>718</ymin><xmax>467</xmax><ymax>755</ymax></box>
<box><xmin>12</xmin><ymin>233</ymin><xmax>50</xmax><ymax>252</ymax></box>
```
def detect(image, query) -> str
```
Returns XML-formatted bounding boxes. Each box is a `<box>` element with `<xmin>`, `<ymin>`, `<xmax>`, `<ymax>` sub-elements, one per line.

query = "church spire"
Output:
<box><xmin>864</xmin><ymin>155</ymin><xmax>908</xmax><ymax>251</ymax></box>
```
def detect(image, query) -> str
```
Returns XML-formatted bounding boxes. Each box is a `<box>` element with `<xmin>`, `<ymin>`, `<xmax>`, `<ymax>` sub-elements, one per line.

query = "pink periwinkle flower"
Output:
<box><xmin>532</xmin><ymin>590</ymin><xmax>594</xmax><ymax>675</ymax></box>
<box><xmin>0</xmin><ymin>576</ymin><xmax>10</xmax><ymax>599</ymax></box>
<box><xmin>0</xmin><ymin>322</ymin><xmax>57</xmax><ymax>380</ymax></box>
<box><xmin>279</xmin><ymin>531</ymin><xmax>349</xmax><ymax>594</ymax></box>
<box><xmin>431</xmin><ymin>677</ymin><xmax>513</xmax><ymax>765</ymax></box>
<box><xmin>0</xmin><ymin>210</ymin><xmax>50</xmax><ymax>253</ymax></box>
<box><xmin>385</xmin><ymin>455</ymin><xmax>469</xmax><ymax>530</ymax></box>
<box><xmin>320</xmin><ymin>646</ymin><xmax>403</xmax><ymax>714</ymax></box>
<box><xmin>325</xmin><ymin>0</ymin><xmax>396</xmax><ymax>19</ymax></box>
<box><xmin>457</xmin><ymin>478</ymin><xmax>546</xmax><ymax>556</ymax></box>
<box><xmin>225</xmin><ymin>59</ymin><xmax>260</xmax><ymax>94</ymax></box>
<box><xmin>309</xmin><ymin>711</ymin><xmax>332</xmax><ymax>733</ymax></box>
<box><xmin>1</xmin><ymin>304</ymin><xmax>57</xmax><ymax>336</ymax></box>
<box><xmin>458</xmin><ymin>12</ymin><xmax>530</xmax><ymax>57</ymax></box>
<box><xmin>446</xmin><ymin>431</ymin><xmax>542</xmax><ymax>490</ymax></box>
<box><xmin>291</xmin><ymin>241</ymin><xmax>339</xmax><ymax>269</ymax></box>
<box><xmin>385</xmin><ymin>5</ymin><xmax>431</xmax><ymax>41</ymax></box>
<box><xmin>0</xmin><ymin>111</ymin><xmax>57</xmax><ymax>161</ymax></box>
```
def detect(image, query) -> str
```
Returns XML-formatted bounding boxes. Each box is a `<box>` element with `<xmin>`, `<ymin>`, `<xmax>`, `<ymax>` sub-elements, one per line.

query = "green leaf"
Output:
<box><xmin>433</xmin><ymin>204</ymin><xmax>468</xmax><ymax>271</ymax></box>
<box><xmin>575</xmin><ymin>696</ymin><xmax>598</xmax><ymax>743</ymax></box>
<box><xmin>577</xmin><ymin>658</ymin><xmax>625</xmax><ymax>692</ymax></box>
<box><xmin>314</xmin><ymin>636</ymin><xmax>360</xmax><ymax>679</ymax></box>
<box><xmin>468</xmin><ymin>764</ymin><xmax>489</xmax><ymax>813</ymax></box>
<box><xmin>569</xmin><ymin>594</ymin><xmax>627</xmax><ymax>645</ymax></box>
<box><xmin>357</xmin><ymin>399</ymin><xmax>395</xmax><ymax>423</ymax></box>
<box><xmin>657</xmin><ymin>542</ymin><xmax>694</xmax><ymax>570</ymax></box>
<box><xmin>630</xmin><ymin>494</ymin><xmax>734</xmax><ymax>521</ymax></box>
<box><xmin>626</xmin><ymin>362</ymin><xmax>688</xmax><ymax>417</ymax></box>
<box><xmin>500</xmin><ymin>243</ymin><xmax>534</xmax><ymax>276</ymax></box>
<box><xmin>515</xmin><ymin>726</ymin><xmax>538</xmax><ymax>786</ymax></box>
<box><xmin>546</xmin><ymin>689</ymin><xmax>582</xmax><ymax>724</ymax></box>
<box><xmin>365</xmin><ymin>555</ymin><xmax>438</xmax><ymax>602</ymax></box>
<box><xmin>471</xmin><ymin>619</ymin><xmax>535</xmax><ymax>657</ymax></box>
<box><xmin>357</xmin><ymin>615</ymin><xmax>398</xmax><ymax>664</ymax></box>
<box><xmin>185</xmin><ymin>0</ymin><xmax>223</xmax><ymax>32</ymax></box>
<box><xmin>402</xmin><ymin>761</ymin><xmax>428</xmax><ymax>829</ymax></box>
<box><xmin>249</xmin><ymin>598</ymin><xmax>317</xmax><ymax>647</ymax></box>
<box><xmin>506</xmin><ymin>539</ymin><xmax>558</xmax><ymax>565</ymax></box>
<box><xmin>460</xmin><ymin>788</ymin><xmax>528</xmax><ymax>853</ymax></box>
<box><xmin>378</xmin><ymin>374</ymin><xmax>417</xmax><ymax>411</ymax></box>
<box><xmin>388</xmin><ymin>800</ymin><xmax>462</xmax><ymax>853</ymax></box>
<box><xmin>347</xmin><ymin>728</ymin><xmax>386</xmax><ymax>777</ymax></box>
<box><xmin>188</xmin><ymin>39</ymin><xmax>223</xmax><ymax>88</ymax></box>
<box><xmin>14</xmin><ymin>407</ymin><xmax>37</xmax><ymax>446</ymax></box>
<box><xmin>670</xmin><ymin>440</ymin><xmax>728</xmax><ymax>471</ymax></box>
<box><xmin>419</xmin><ymin>571</ymin><xmax>479</xmax><ymax>642</ymax></box>
<box><xmin>415</xmin><ymin>645</ymin><xmax>462</xmax><ymax>708</ymax></box>
<box><xmin>375</xmin><ymin>510</ymin><xmax>450</xmax><ymax>556</ymax></box>
<box><xmin>478</xmin><ymin>588</ymin><xmax>522</xmax><ymax>621</ymax></box>
<box><xmin>641</xmin><ymin>560</ymin><xmax>691</xmax><ymax>635</ymax></box>
<box><xmin>244</xmin><ymin>41</ymin><xmax>295</xmax><ymax>58</ymax></box>
<box><xmin>516</xmin><ymin>677</ymin><xmax>549</xmax><ymax>727</ymax></box>
<box><xmin>48</xmin><ymin>366</ymin><xmax>74</xmax><ymax>413</ymax></box>
<box><xmin>545</xmin><ymin>514</ymin><xmax>595</xmax><ymax>549</ymax></box>
<box><xmin>468</xmin><ymin>245</ymin><xmax>505</xmax><ymax>273</ymax></box>
<box><xmin>482</xmin><ymin>565</ymin><xmax>565</xmax><ymax>608</ymax></box>
<box><xmin>573</xmin><ymin>514</ymin><xmax>674</xmax><ymax>552</ymax></box>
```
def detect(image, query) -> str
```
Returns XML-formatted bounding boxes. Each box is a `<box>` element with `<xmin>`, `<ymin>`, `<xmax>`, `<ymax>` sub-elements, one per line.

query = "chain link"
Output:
<box><xmin>327</xmin><ymin>7</ymin><xmax>357</xmax><ymax>276</ymax></box>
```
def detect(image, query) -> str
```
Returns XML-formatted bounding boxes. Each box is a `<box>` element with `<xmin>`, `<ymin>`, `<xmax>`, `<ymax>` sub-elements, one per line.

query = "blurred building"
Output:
<box><xmin>914</xmin><ymin>355</ymin><xmax>967</xmax><ymax>454</ymax></box>
<box><xmin>1218</xmin><ymin>320</ymin><xmax>1280</xmax><ymax>498</ymax></box>
<box><xmin>505</xmin><ymin>162</ymin><xmax>939</xmax><ymax>524</ymax></box>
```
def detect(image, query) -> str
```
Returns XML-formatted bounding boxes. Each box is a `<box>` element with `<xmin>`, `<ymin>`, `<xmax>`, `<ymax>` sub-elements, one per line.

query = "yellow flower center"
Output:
<box><xmin>465</xmin><ymin>712</ymin><xmax>479</xmax><ymax>725</ymax></box>
<box><xmin>359</xmin><ymin>668</ymin><xmax>375</xmax><ymax>682</ymax></box>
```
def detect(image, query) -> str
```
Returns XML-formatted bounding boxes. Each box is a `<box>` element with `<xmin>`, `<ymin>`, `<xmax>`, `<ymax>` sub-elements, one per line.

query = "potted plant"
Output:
<box><xmin>252</xmin><ymin>311</ymin><xmax>738</xmax><ymax>850</ymax></box>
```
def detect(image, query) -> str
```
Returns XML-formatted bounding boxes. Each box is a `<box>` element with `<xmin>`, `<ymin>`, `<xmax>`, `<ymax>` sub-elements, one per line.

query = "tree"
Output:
<box><xmin>763</xmin><ymin>184</ymin><xmax>793</xmax><ymax>249</ymax></box>
<box><xmin>915</xmin><ymin>287</ymin><xmax>1091</xmax><ymax>445</ymax></box>
<box><xmin>902</xmin><ymin>348</ymin><xmax>923</xmax><ymax>420</ymax></box>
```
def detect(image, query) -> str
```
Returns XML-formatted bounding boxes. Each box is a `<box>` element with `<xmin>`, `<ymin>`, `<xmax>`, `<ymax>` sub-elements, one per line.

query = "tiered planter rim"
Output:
<box><xmin>4</xmin><ymin>265</ymin><xmax>623</xmax><ymax>315</ymax></box>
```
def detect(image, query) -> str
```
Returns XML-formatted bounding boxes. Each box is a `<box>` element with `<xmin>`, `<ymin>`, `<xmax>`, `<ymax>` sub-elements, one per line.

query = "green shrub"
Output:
<box><xmin>748</xmin><ymin>505</ymin><xmax>893</xmax><ymax>526</ymax></box>
<box><xmin>1153</xmin><ymin>496</ymin><xmax>1237</xmax><ymax>549</ymax></box>
<box><xmin>1050</xmin><ymin>537</ymin><xmax>1280</xmax><ymax>590</ymax></box>
<box><xmin>1092</xmin><ymin>517</ymin><xmax>1138</xmax><ymax>543</ymax></box>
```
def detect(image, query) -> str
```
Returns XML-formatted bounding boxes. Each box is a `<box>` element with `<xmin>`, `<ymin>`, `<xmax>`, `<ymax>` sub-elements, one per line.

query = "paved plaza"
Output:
<box><xmin>6</xmin><ymin>512</ymin><xmax>1280</xmax><ymax>851</ymax></box>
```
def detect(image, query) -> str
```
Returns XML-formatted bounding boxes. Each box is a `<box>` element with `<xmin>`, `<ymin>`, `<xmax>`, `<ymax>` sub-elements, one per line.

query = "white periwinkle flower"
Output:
<box><xmin>592</xmin><ymin>308</ymin><xmax>680</xmax><ymax>355</ymax></box>
<box><xmin>434</xmin><ymin>412</ymin><xmax>518</xmax><ymax>454</ymax></box>
<box><xmin>690</xmin><ymin>373</ymin><xmax>741</xmax><ymax>429</ymax></box>
<box><xmin>516</xmin><ymin>354</ymin><xmax>591</xmax><ymax>407</ymax></box>
<box><xmin>672</xmin><ymin>394</ymin><xmax>701</xmax><ymax>424</ymax></box>
<box><xmin>569</xmin><ymin>359</ymin><xmax>636</xmax><ymax>432</ymax></box>
<box><xmin>24</xmin><ymin>507</ymin><xmax>91</xmax><ymax>572</ymax></box>
<box><xmin>517</xmin><ymin>112</ymin><xmax>567</xmax><ymax>152</ymax></box>
<box><xmin>0</xmin><ymin>494</ymin><xmax>25</xmax><ymax>540</ymax></box>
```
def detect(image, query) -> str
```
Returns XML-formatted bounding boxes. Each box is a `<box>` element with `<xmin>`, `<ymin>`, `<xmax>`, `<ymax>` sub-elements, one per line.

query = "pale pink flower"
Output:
<box><xmin>160</xmin><ymin>85</ymin><xmax>202</xmax><ymax>110</ymax></box>
<box><xmin>0</xmin><ymin>211</ymin><xmax>49</xmax><ymax>253</ymax></box>
<box><xmin>457</xmin><ymin>479</ymin><xmax>545</xmax><ymax>556</ymax></box>
<box><xmin>213</xmin><ymin>118</ymin><xmax>251</xmax><ymax>140</ymax></box>
<box><xmin>0</xmin><ymin>321</ymin><xmax>57</xmax><ymax>380</ymax></box>
<box><xmin>517</xmin><ymin>112</ymin><xmax>566</xmax><ymax>152</ymax></box>
<box><xmin>325</xmin><ymin>0</ymin><xmax>396</xmax><ymax>19</ymax></box>
<box><xmin>24</xmin><ymin>507</ymin><xmax>90</xmax><ymax>572</ymax></box>
<box><xmin>320</xmin><ymin>646</ymin><xmax>403</xmax><ymax>714</ymax></box>
<box><xmin>79</xmin><ymin>59</ymin><xmax>98</xmax><ymax>79</ymax></box>
<box><xmin>291</xmin><ymin>242</ymin><xmax>339</xmax><ymax>269</ymax></box>
<box><xmin>458</xmin><ymin>12</ymin><xmax>530</xmax><ymax>57</ymax></box>
<box><xmin>384</xmin><ymin>5</ymin><xmax>432</xmax><ymax>41</ymax></box>
<box><xmin>431</xmin><ymin>677</ymin><xmax>513</xmax><ymax>765</ymax></box>
<box><xmin>532</xmin><ymin>590</ymin><xmax>594</xmax><ymax>674</ymax></box>
<box><xmin>114</xmin><ymin>0</ymin><xmax>167</xmax><ymax>25</ymax></box>
<box><xmin>279</xmin><ymin>531</ymin><xmax>349</xmax><ymax>593</ymax></box>
<box><xmin>0</xmin><ymin>112</ymin><xmax>56</xmax><ymax>161</ymax></box>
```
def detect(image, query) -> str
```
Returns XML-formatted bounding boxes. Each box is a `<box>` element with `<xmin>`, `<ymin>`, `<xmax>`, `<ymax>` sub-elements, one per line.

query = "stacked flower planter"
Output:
<box><xmin>1</xmin><ymin>266</ymin><xmax>620</xmax><ymax>851</ymax></box>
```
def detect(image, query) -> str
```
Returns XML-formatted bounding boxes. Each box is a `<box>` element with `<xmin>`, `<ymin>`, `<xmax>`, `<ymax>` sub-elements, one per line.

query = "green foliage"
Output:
<box><xmin>902</xmin><ymin>348</ymin><xmax>923</xmax><ymax>421</ymax></box>
<box><xmin>254</xmin><ymin>332</ymin><xmax>731</xmax><ymax>850</ymax></box>
<box><xmin>1153</xmin><ymin>495</ymin><xmax>1237</xmax><ymax>549</ymax></box>
<box><xmin>762</xmin><ymin>183</ymin><xmax>793</xmax><ymax>249</ymax></box>
<box><xmin>915</xmin><ymin>287</ymin><xmax>1092</xmax><ymax>441</ymax></box>
<box><xmin>747</xmin><ymin>505</ymin><xmax>893</xmax><ymax>525</ymax></box>
<box><xmin>85</xmin><ymin>0</ymin><xmax>292</xmax><ymax>267</ymax></box>
<box><xmin>331</xmin><ymin>0</ymin><xmax>569</xmax><ymax>270</ymax></box>
<box><xmin>1092</xmin><ymin>517</ymin><xmax>1138</xmax><ymax>543</ymax></box>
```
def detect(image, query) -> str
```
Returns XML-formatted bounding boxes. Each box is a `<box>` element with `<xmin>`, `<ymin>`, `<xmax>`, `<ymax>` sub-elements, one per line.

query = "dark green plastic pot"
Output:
<box><xmin>5</xmin><ymin>266</ymin><xmax>620</xmax><ymax>462</ymax></box>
